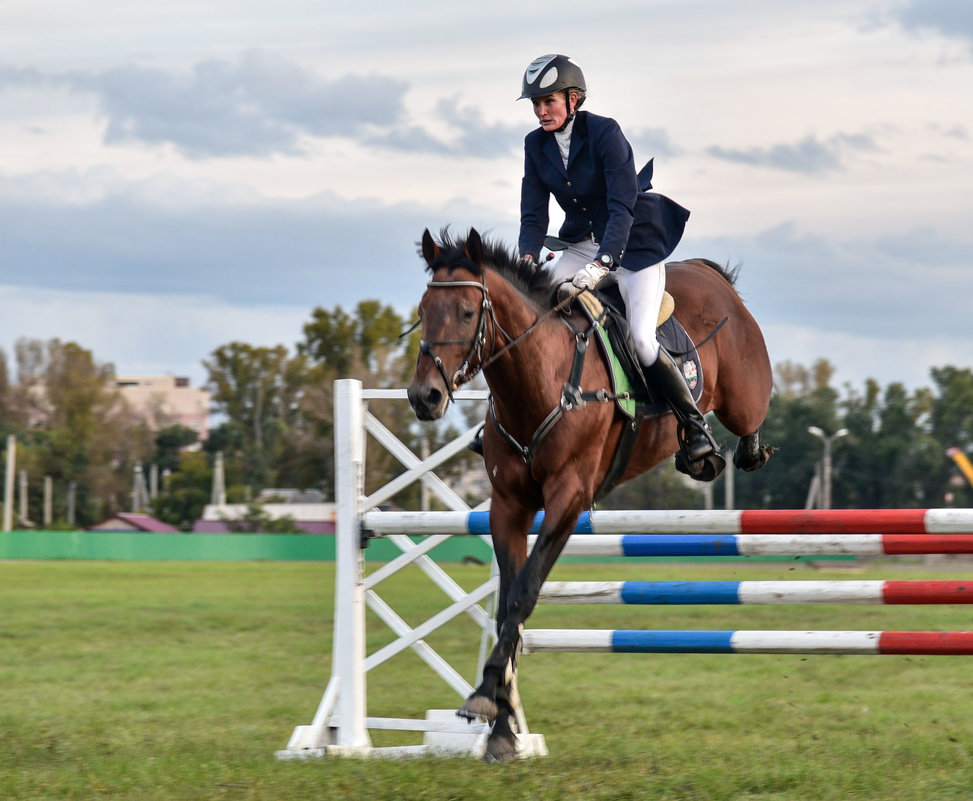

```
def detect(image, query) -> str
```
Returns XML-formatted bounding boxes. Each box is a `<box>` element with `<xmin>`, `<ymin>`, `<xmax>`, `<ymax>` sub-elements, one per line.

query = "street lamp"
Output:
<box><xmin>808</xmin><ymin>426</ymin><xmax>848</xmax><ymax>509</ymax></box>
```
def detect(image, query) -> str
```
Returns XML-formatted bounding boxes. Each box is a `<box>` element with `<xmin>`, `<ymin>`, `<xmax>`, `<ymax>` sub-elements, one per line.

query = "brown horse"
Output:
<box><xmin>408</xmin><ymin>227</ymin><xmax>774</xmax><ymax>761</ymax></box>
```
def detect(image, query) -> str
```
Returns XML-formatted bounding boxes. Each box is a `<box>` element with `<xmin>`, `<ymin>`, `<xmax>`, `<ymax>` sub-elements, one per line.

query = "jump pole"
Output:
<box><xmin>522</xmin><ymin>630</ymin><xmax>973</xmax><ymax>655</ymax></box>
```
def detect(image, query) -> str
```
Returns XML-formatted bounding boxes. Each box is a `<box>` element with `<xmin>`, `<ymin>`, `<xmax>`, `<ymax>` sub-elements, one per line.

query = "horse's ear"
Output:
<box><xmin>421</xmin><ymin>229</ymin><xmax>440</xmax><ymax>266</ymax></box>
<box><xmin>465</xmin><ymin>228</ymin><xmax>483</xmax><ymax>264</ymax></box>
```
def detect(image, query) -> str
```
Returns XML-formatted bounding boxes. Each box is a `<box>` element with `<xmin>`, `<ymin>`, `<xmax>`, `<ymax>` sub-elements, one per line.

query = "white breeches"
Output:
<box><xmin>547</xmin><ymin>240</ymin><xmax>666</xmax><ymax>365</ymax></box>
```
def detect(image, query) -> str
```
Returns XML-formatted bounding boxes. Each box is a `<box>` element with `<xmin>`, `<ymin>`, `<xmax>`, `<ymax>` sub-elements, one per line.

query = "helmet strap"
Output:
<box><xmin>553</xmin><ymin>89</ymin><xmax>578</xmax><ymax>133</ymax></box>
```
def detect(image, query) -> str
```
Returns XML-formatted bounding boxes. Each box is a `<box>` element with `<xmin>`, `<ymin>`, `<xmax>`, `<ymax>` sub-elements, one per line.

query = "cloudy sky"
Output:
<box><xmin>1</xmin><ymin>0</ymin><xmax>970</xmax><ymax>395</ymax></box>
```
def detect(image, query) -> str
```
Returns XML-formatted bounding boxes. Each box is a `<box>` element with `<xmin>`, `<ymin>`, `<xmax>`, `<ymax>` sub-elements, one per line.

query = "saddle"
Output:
<box><xmin>574</xmin><ymin>278</ymin><xmax>705</xmax><ymax>420</ymax></box>
<box><xmin>541</xmin><ymin>235</ymin><xmax>704</xmax><ymax>420</ymax></box>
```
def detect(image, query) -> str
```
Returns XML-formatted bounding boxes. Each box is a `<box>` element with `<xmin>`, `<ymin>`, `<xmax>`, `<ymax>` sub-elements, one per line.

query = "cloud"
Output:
<box><xmin>676</xmin><ymin>221</ymin><xmax>973</xmax><ymax>343</ymax></box>
<box><xmin>2</xmin><ymin>51</ymin><xmax>411</xmax><ymax>158</ymax></box>
<box><xmin>363</xmin><ymin>97</ymin><xmax>523</xmax><ymax>158</ymax></box>
<box><xmin>705</xmin><ymin>132</ymin><xmax>878</xmax><ymax>174</ymax></box>
<box><xmin>626</xmin><ymin>127</ymin><xmax>678</xmax><ymax>161</ymax></box>
<box><xmin>0</xmin><ymin>285</ymin><xmax>311</xmax><ymax>387</ymax></box>
<box><xmin>894</xmin><ymin>1</ymin><xmax>973</xmax><ymax>50</ymax></box>
<box><xmin>0</xmin><ymin>170</ymin><xmax>515</xmax><ymax>312</ymax></box>
<box><xmin>433</xmin><ymin>97</ymin><xmax>524</xmax><ymax>158</ymax></box>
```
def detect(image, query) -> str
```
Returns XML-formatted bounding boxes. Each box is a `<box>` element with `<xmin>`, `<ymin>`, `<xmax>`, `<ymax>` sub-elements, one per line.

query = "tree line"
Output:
<box><xmin>1</xmin><ymin>302</ymin><xmax>971</xmax><ymax>529</ymax></box>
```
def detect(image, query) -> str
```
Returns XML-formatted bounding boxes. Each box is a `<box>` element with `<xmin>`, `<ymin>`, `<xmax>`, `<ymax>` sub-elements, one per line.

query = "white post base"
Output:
<box><xmin>275</xmin><ymin>710</ymin><xmax>548</xmax><ymax>760</ymax></box>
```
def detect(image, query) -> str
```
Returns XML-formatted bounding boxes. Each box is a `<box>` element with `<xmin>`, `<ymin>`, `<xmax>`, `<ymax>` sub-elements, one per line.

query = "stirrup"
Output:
<box><xmin>675</xmin><ymin>450</ymin><xmax>726</xmax><ymax>482</ymax></box>
<box><xmin>673</xmin><ymin>418</ymin><xmax>724</xmax><ymax>481</ymax></box>
<box><xmin>677</xmin><ymin>418</ymin><xmax>719</xmax><ymax>462</ymax></box>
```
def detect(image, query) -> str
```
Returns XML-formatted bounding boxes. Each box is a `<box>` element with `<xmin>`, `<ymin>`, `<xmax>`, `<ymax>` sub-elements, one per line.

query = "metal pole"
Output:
<box><xmin>808</xmin><ymin>427</ymin><xmax>848</xmax><ymax>510</ymax></box>
<box><xmin>19</xmin><ymin>469</ymin><xmax>29</xmax><ymax>525</ymax></box>
<box><xmin>43</xmin><ymin>477</ymin><xmax>53</xmax><ymax>527</ymax></box>
<box><xmin>211</xmin><ymin>452</ymin><xmax>226</xmax><ymax>506</ymax></box>
<box><xmin>822</xmin><ymin>438</ymin><xmax>833</xmax><ymax>510</ymax></box>
<box><xmin>3</xmin><ymin>435</ymin><xmax>15</xmax><ymax>532</ymax></box>
<box><xmin>67</xmin><ymin>481</ymin><xmax>76</xmax><ymax>527</ymax></box>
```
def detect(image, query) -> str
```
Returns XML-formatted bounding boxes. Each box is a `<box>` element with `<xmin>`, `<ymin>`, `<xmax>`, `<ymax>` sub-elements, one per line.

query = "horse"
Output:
<box><xmin>407</xmin><ymin>227</ymin><xmax>774</xmax><ymax>761</ymax></box>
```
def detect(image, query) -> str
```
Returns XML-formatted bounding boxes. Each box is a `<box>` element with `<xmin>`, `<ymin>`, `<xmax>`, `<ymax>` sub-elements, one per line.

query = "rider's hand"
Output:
<box><xmin>571</xmin><ymin>261</ymin><xmax>610</xmax><ymax>290</ymax></box>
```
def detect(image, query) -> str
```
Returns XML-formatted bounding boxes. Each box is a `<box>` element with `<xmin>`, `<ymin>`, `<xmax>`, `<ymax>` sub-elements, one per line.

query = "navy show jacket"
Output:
<box><xmin>518</xmin><ymin>110</ymin><xmax>690</xmax><ymax>270</ymax></box>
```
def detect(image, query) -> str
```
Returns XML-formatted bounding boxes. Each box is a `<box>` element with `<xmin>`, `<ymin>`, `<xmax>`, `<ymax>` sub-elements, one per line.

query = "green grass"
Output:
<box><xmin>1</xmin><ymin>558</ymin><xmax>972</xmax><ymax>800</ymax></box>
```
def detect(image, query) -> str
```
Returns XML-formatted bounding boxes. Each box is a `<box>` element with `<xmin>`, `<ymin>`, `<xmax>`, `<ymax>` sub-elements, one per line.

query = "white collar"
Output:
<box><xmin>554</xmin><ymin>117</ymin><xmax>575</xmax><ymax>167</ymax></box>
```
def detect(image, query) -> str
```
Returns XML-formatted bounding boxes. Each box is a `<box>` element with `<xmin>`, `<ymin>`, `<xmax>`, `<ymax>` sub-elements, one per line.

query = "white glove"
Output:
<box><xmin>571</xmin><ymin>261</ymin><xmax>610</xmax><ymax>290</ymax></box>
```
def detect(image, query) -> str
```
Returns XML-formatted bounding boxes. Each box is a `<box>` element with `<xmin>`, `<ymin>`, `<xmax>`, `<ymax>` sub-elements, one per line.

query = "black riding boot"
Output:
<box><xmin>645</xmin><ymin>349</ymin><xmax>720</xmax><ymax>464</ymax></box>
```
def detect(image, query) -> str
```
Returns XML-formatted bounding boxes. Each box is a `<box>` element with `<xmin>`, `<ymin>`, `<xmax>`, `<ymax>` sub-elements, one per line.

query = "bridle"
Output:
<box><xmin>416</xmin><ymin>275</ymin><xmax>571</xmax><ymax>401</ymax></box>
<box><xmin>417</xmin><ymin>278</ymin><xmax>500</xmax><ymax>402</ymax></box>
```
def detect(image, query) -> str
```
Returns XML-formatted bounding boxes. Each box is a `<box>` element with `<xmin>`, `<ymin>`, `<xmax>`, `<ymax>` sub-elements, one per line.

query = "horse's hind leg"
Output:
<box><xmin>733</xmin><ymin>430</ymin><xmax>775</xmax><ymax>472</ymax></box>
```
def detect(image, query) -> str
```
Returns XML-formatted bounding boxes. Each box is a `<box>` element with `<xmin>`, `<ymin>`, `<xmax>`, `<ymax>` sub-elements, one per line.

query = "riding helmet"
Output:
<box><xmin>518</xmin><ymin>54</ymin><xmax>586</xmax><ymax>100</ymax></box>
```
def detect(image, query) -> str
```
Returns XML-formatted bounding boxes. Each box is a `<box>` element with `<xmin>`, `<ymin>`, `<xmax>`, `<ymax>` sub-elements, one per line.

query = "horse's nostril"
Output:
<box><xmin>427</xmin><ymin>388</ymin><xmax>442</xmax><ymax>409</ymax></box>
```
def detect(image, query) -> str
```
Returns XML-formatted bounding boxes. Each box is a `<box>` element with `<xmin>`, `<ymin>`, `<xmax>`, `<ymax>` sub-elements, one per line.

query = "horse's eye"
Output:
<box><xmin>461</xmin><ymin>307</ymin><xmax>476</xmax><ymax>322</ymax></box>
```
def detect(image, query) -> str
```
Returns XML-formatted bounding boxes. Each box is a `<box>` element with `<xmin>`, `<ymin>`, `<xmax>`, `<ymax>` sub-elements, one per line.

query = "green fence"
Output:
<box><xmin>0</xmin><ymin>531</ymin><xmax>493</xmax><ymax>563</ymax></box>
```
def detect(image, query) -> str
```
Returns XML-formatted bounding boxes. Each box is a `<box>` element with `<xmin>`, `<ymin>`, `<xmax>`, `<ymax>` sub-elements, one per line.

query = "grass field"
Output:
<box><xmin>2</xmin><ymin>557</ymin><xmax>972</xmax><ymax>800</ymax></box>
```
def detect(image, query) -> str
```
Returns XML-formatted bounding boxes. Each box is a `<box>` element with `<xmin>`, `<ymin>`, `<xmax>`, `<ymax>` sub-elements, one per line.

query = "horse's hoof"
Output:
<box><xmin>483</xmin><ymin>734</ymin><xmax>518</xmax><ymax>763</ymax></box>
<box><xmin>457</xmin><ymin>694</ymin><xmax>498</xmax><ymax>724</ymax></box>
<box><xmin>734</xmin><ymin>444</ymin><xmax>776</xmax><ymax>472</ymax></box>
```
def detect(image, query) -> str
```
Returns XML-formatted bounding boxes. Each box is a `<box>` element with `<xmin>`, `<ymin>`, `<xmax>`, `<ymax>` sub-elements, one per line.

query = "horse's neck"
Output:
<box><xmin>484</xmin><ymin>276</ymin><xmax>570</xmax><ymax>421</ymax></box>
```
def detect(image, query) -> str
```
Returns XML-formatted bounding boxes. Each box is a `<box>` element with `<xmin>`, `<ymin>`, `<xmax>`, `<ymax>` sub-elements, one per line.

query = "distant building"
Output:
<box><xmin>115</xmin><ymin>376</ymin><xmax>210</xmax><ymax>440</ymax></box>
<box><xmin>194</xmin><ymin>489</ymin><xmax>336</xmax><ymax>534</ymax></box>
<box><xmin>87</xmin><ymin>512</ymin><xmax>179</xmax><ymax>533</ymax></box>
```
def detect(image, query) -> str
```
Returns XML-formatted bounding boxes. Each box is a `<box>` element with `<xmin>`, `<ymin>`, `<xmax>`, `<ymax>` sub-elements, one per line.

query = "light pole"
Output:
<box><xmin>808</xmin><ymin>426</ymin><xmax>848</xmax><ymax>509</ymax></box>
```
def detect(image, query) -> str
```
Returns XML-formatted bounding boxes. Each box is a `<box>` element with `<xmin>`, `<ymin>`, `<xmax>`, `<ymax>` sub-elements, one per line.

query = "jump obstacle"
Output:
<box><xmin>276</xmin><ymin>379</ymin><xmax>973</xmax><ymax>760</ymax></box>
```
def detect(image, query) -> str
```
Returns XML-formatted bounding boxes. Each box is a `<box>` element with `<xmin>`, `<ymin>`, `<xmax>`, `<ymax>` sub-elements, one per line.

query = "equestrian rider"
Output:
<box><xmin>517</xmin><ymin>53</ymin><xmax>719</xmax><ymax>471</ymax></box>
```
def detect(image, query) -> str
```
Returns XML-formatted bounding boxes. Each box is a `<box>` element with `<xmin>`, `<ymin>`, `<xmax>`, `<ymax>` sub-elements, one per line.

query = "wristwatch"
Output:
<box><xmin>597</xmin><ymin>253</ymin><xmax>614</xmax><ymax>269</ymax></box>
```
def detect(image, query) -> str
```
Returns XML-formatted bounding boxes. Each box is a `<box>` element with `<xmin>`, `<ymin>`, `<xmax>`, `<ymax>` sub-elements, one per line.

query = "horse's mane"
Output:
<box><xmin>420</xmin><ymin>228</ymin><xmax>743</xmax><ymax>305</ymax></box>
<box><xmin>421</xmin><ymin>228</ymin><xmax>561</xmax><ymax>310</ymax></box>
<box><xmin>694</xmin><ymin>257</ymin><xmax>741</xmax><ymax>290</ymax></box>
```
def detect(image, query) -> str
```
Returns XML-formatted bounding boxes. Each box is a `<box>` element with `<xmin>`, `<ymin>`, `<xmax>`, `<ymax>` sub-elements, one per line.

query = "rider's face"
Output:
<box><xmin>532</xmin><ymin>91</ymin><xmax>576</xmax><ymax>132</ymax></box>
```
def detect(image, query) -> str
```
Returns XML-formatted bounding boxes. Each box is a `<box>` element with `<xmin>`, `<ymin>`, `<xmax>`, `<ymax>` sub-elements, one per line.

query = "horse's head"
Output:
<box><xmin>407</xmin><ymin>228</ymin><xmax>491</xmax><ymax>420</ymax></box>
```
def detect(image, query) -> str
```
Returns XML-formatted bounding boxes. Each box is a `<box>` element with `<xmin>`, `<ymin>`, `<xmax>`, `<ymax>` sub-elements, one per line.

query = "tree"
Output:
<box><xmin>3</xmin><ymin>338</ymin><xmax>152</xmax><ymax>525</ymax></box>
<box><xmin>150</xmin><ymin>451</ymin><xmax>211</xmax><ymax>531</ymax></box>
<box><xmin>203</xmin><ymin>343</ymin><xmax>309</xmax><ymax>491</ymax></box>
<box><xmin>928</xmin><ymin>367</ymin><xmax>973</xmax><ymax>507</ymax></box>
<box><xmin>153</xmin><ymin>425</ymin><xmax>199</xmax><ymax>474</ymax></box>
<box><xmin>598</xmin><ymin>462</ymin><xmax>705</xmax><ymax>510</ymax></box>
<box><xmin>297</xmin><ymin>300</ymin><xmax>424</xmax><ymax>504</ymax></box>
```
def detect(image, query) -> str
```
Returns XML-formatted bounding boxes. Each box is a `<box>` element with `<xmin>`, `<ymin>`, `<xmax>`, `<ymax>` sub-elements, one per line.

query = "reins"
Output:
<box><xmin>407</xmin><ymin>276</ymin><xmax>572</xmax><ymax>401</ymax></box>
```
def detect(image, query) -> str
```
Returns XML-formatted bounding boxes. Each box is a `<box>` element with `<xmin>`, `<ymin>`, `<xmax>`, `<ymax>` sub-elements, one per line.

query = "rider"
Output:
<box><xmin>516</xmin><ymin>54</ymin><xmax>719</xmax><ymax>472</ymax></box>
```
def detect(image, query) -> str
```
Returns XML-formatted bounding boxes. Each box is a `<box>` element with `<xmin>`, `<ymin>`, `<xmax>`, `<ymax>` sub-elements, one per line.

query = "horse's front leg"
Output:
<box><xmin>733</xmin><ymin>430</ymin><xmax>776</xmax><ymax>472</ymax></box>
<box><xmin>461</xmin><ymin>489</ymin><xmax>583</xmax><ymax>761</ymax></box>
<box><xmin>457</xmin><ymin>497</ymin><xmax>531</xmax><ymax>742</ymax></box>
